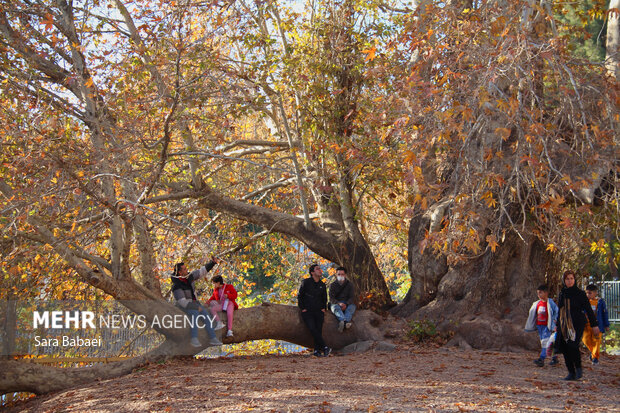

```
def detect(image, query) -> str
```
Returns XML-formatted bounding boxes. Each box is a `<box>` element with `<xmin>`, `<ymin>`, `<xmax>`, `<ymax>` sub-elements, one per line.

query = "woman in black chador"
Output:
<box><xmin>555</xmin><ymin>270</ymin><xmax>599</xmax><ymax>381</ymax></box>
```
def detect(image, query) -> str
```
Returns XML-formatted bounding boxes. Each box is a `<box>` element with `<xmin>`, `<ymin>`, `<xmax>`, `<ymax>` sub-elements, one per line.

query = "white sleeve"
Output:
<box><xmin>189</xmin><ymin>267</ymin><xmax>208</xmax><ymax>281</ymax></box>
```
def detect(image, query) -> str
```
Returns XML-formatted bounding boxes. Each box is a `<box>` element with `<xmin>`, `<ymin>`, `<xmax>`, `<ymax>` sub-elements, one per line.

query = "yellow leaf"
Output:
<box><xmin>589</xmin><ymin>242</ymin><xmax>599</xmax><ymax>253</ymax></box>
<box><xmin>546</xmin><ymin>243</ymin><xmax>556</xmax><ymax>252</ymax></box>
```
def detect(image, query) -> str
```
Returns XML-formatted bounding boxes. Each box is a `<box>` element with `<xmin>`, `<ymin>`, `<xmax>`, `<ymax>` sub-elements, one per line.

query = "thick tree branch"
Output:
<box><xmin>194</xmin><ymin>186</ymin><xmax>340</xmax><ymax>261</ymax></box>
<box><xmin>0</xmin><ymin>12</ymin><xmax>74</xmax><ymax>90</ymax></box>
<box><xmin>606</xmin><ymin>0</ymin><xmax>620</xmax><ymax>79</ymax></box>
<box><xmin>145</xmin><ymin>186</ymin><xmax>343</xmax><ymax>263</ymax></box>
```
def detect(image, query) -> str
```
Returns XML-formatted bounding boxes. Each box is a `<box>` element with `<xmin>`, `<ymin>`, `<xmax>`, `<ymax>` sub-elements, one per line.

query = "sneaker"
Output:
<box><xmin>209</xmin><ymin>337</ymin><xmax>223</xmax><ymax>346</ymax></box>
<box><xmin>190</xmin><ymin>337</ymin><xmax>201</xmax><ymax>347</ymax></box>
<box><xmin>592</xmin><ymin>358</ymin><xmax>599</xmax><ymax>365</ymax></box>
<box><xmin>214</xmin><ymin>321</ymin><xmax>225</xmax><ymax>330</ymax></box>
<box><xmin>323</xmin><ymin>347</ymin><xmax>332</xmax><ymax>357</ymax></box>
<box><xmin>338</xmin><ymin>320</ymin><xmax>345</xmax><ymax>332</ymax></box>
<box><xmin>562</xmin><ymin>373</ymin><xmax>576</xmax><ymax>381</ymax></box>
<box><xmin>312</xmin><ymin>350</ymin><xmax>322</xmax><ymax>357</ymax></box>
<box><xmin>549</xmin><ymin>356</ymin><xmax>559</xmax><ymax>366</ymax></box>
<box><xmin>534</xmin><ymin>358</ymin><xmax>544</xmax><ymax>367</ymax></box>
<box><xmin>226</xmin><ymin>329</ymin><xmax>234</xmax><ymax>337</ymax></box>
<box><xmin>345</xmin><ymin>322</ymin><xmax>352</xmax><ymax>329</ymax></box>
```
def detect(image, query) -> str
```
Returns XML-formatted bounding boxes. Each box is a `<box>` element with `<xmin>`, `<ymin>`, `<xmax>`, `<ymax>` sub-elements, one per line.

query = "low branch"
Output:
<box><xmin>192</xmin><ymin>187</ymin><xmax>341</xmax><ymax>262</ymax></box>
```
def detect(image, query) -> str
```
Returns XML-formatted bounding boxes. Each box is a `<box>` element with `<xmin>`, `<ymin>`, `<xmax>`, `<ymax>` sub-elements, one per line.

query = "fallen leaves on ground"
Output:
<box><xmin>4</xmin><ymin>345</ymin><xmax>620</xmax><ymax>412</ymax></box>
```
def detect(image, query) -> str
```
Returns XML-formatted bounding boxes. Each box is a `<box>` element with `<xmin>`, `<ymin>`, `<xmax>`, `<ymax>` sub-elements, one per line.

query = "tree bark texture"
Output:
<box><xmin>0</xmin><ymin>304</ymin><xmax>398</xmax><ymax>395</ymax></box>
<box><xmin>395</xmin><ymin>213</ymin><xmax>556</xmax><ymax>351</ymax></box>
<box><xmin>607</xmin><ymin>0</ymin><xmax>620</xmax><ymax>79</ymax></box>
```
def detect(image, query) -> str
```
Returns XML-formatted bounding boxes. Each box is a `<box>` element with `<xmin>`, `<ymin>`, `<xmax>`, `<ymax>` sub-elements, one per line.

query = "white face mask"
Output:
<box><xmin>337</xmin><ymin>276</ymin><xmax>345</xmax><ymax>282</ymax></box>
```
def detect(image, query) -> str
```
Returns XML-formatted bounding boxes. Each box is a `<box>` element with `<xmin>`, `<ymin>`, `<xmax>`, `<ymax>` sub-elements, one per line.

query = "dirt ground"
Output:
<box><xmin>3</xmin><ymin>344</ymin><xmax>620</xmax><ymax>413</ymax></box>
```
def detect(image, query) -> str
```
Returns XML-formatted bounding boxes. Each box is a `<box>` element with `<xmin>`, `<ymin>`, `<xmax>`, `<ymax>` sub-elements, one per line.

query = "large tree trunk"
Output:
<box><xmin>0</xmin><ymin>304</ymin><xmax>398</xmax><ymax>395</ymax></box>
<box><xmin>394</xmin><ymin>211</ymin><xmax>557</xmax><ymax>351</ymax></box>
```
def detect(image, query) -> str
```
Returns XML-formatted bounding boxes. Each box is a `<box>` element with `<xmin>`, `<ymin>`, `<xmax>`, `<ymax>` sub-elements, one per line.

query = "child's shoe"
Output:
<box><xmin>592</xmin><ymin>358</ymin><xmax>599</xmax><ymax>365</ymax></box>
<box><xmin>190</xmin><ymin>337</ymin><xmax>202</xmax><ymax>347</ymax></box>
<box><xmin>534</xmin><ymin>358</ymin><xmax>544</xmax><ymax>367</ymax></box>
<box><xmin>226</xmin><ymin>329</ymin><xmax>234</xmax><ymax>337</ymax></box>
<box><xmin>549</xmin><ymin>356</ymin><xmax>559</xmax><ymax>366</ymax></box>
<box><xmin>214</xmin><ymin>320</ymin><xmax>225</xmax><ymax>330</ymax></box>
<box><xmin>323</xmin><ymin>346</ymin><xmax>332</xmax><ymax>357</ymax></box>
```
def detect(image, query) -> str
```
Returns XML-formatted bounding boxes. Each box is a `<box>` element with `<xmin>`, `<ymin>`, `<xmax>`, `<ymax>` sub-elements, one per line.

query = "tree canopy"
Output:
<box><xmin>0</xmin><ymin>0</ymin><xmax>617</xmax><ymax>363</ymax></box>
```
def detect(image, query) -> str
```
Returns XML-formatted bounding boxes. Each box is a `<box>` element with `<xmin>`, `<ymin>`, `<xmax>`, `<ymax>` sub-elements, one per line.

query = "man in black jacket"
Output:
<box><xmin>298</xmin><ymin>263</ymin><xmax>331</xmax><ymax>356</ymax></box>
<box><xmin>329</xmin><ymin>267</ymin><xmax>356</xmax><ymax>332</ymax></box>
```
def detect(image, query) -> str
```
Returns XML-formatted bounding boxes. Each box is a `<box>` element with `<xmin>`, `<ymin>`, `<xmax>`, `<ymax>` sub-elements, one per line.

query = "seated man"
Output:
<box><xmin>329</xmin><ymin>266</ymin><xmax>356</xmax><ymax>332</ymax></box>
<box><xmin>171</xmin><ymin>259</ymin><xmax>222</xmax><ymax>347</ymax></box>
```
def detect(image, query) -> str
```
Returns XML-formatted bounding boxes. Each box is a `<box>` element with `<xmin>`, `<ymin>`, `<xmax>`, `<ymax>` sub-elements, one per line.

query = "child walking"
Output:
<box><xmin>582</xmin><ymin>284</ymin><xmax>610</xmax><ymax>365</ymax></box>
<box><xmin>525</xmin><ymin>284</ymin><xmax>559</xmax><ymax>367</ymax></box>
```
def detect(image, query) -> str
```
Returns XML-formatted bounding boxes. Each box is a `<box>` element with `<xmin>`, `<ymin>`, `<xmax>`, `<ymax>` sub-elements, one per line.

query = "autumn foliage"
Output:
<box><xmin>0</xmin><ymin>0</ymin><xmax>617</xmax><ymax>355</ymax></box>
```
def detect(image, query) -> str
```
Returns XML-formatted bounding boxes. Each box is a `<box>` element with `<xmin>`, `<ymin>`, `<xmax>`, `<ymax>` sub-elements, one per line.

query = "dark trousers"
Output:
<box><xmin>558</xmin><ymin>325</ymin><xmax>585</xmax><ymax>375</ymax></box>
<box><xmin>301</xmin><ymin>310</ymin><xmax>326</xmax><ymax>351</ymax></box>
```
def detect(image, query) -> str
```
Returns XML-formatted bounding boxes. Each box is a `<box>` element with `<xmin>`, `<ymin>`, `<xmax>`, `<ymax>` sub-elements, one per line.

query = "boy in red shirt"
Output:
<box><xmin>525</xmin><ymin>284</ymin><xmax>559</xmax><ymax>367</ymax></box>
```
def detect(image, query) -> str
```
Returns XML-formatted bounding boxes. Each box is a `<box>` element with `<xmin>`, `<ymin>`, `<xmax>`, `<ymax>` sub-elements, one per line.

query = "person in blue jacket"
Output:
<box><xmin>525</xmin><ymin>284</ymin><xmax>558</xmax><ymax>367</ymax></box>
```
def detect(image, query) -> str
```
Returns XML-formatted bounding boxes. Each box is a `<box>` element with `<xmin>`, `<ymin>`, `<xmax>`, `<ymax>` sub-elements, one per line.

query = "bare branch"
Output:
<box><xmin>215</xmin><ymin>139</ymin><xmax>291</xmax><ymax>152</ymax></box>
